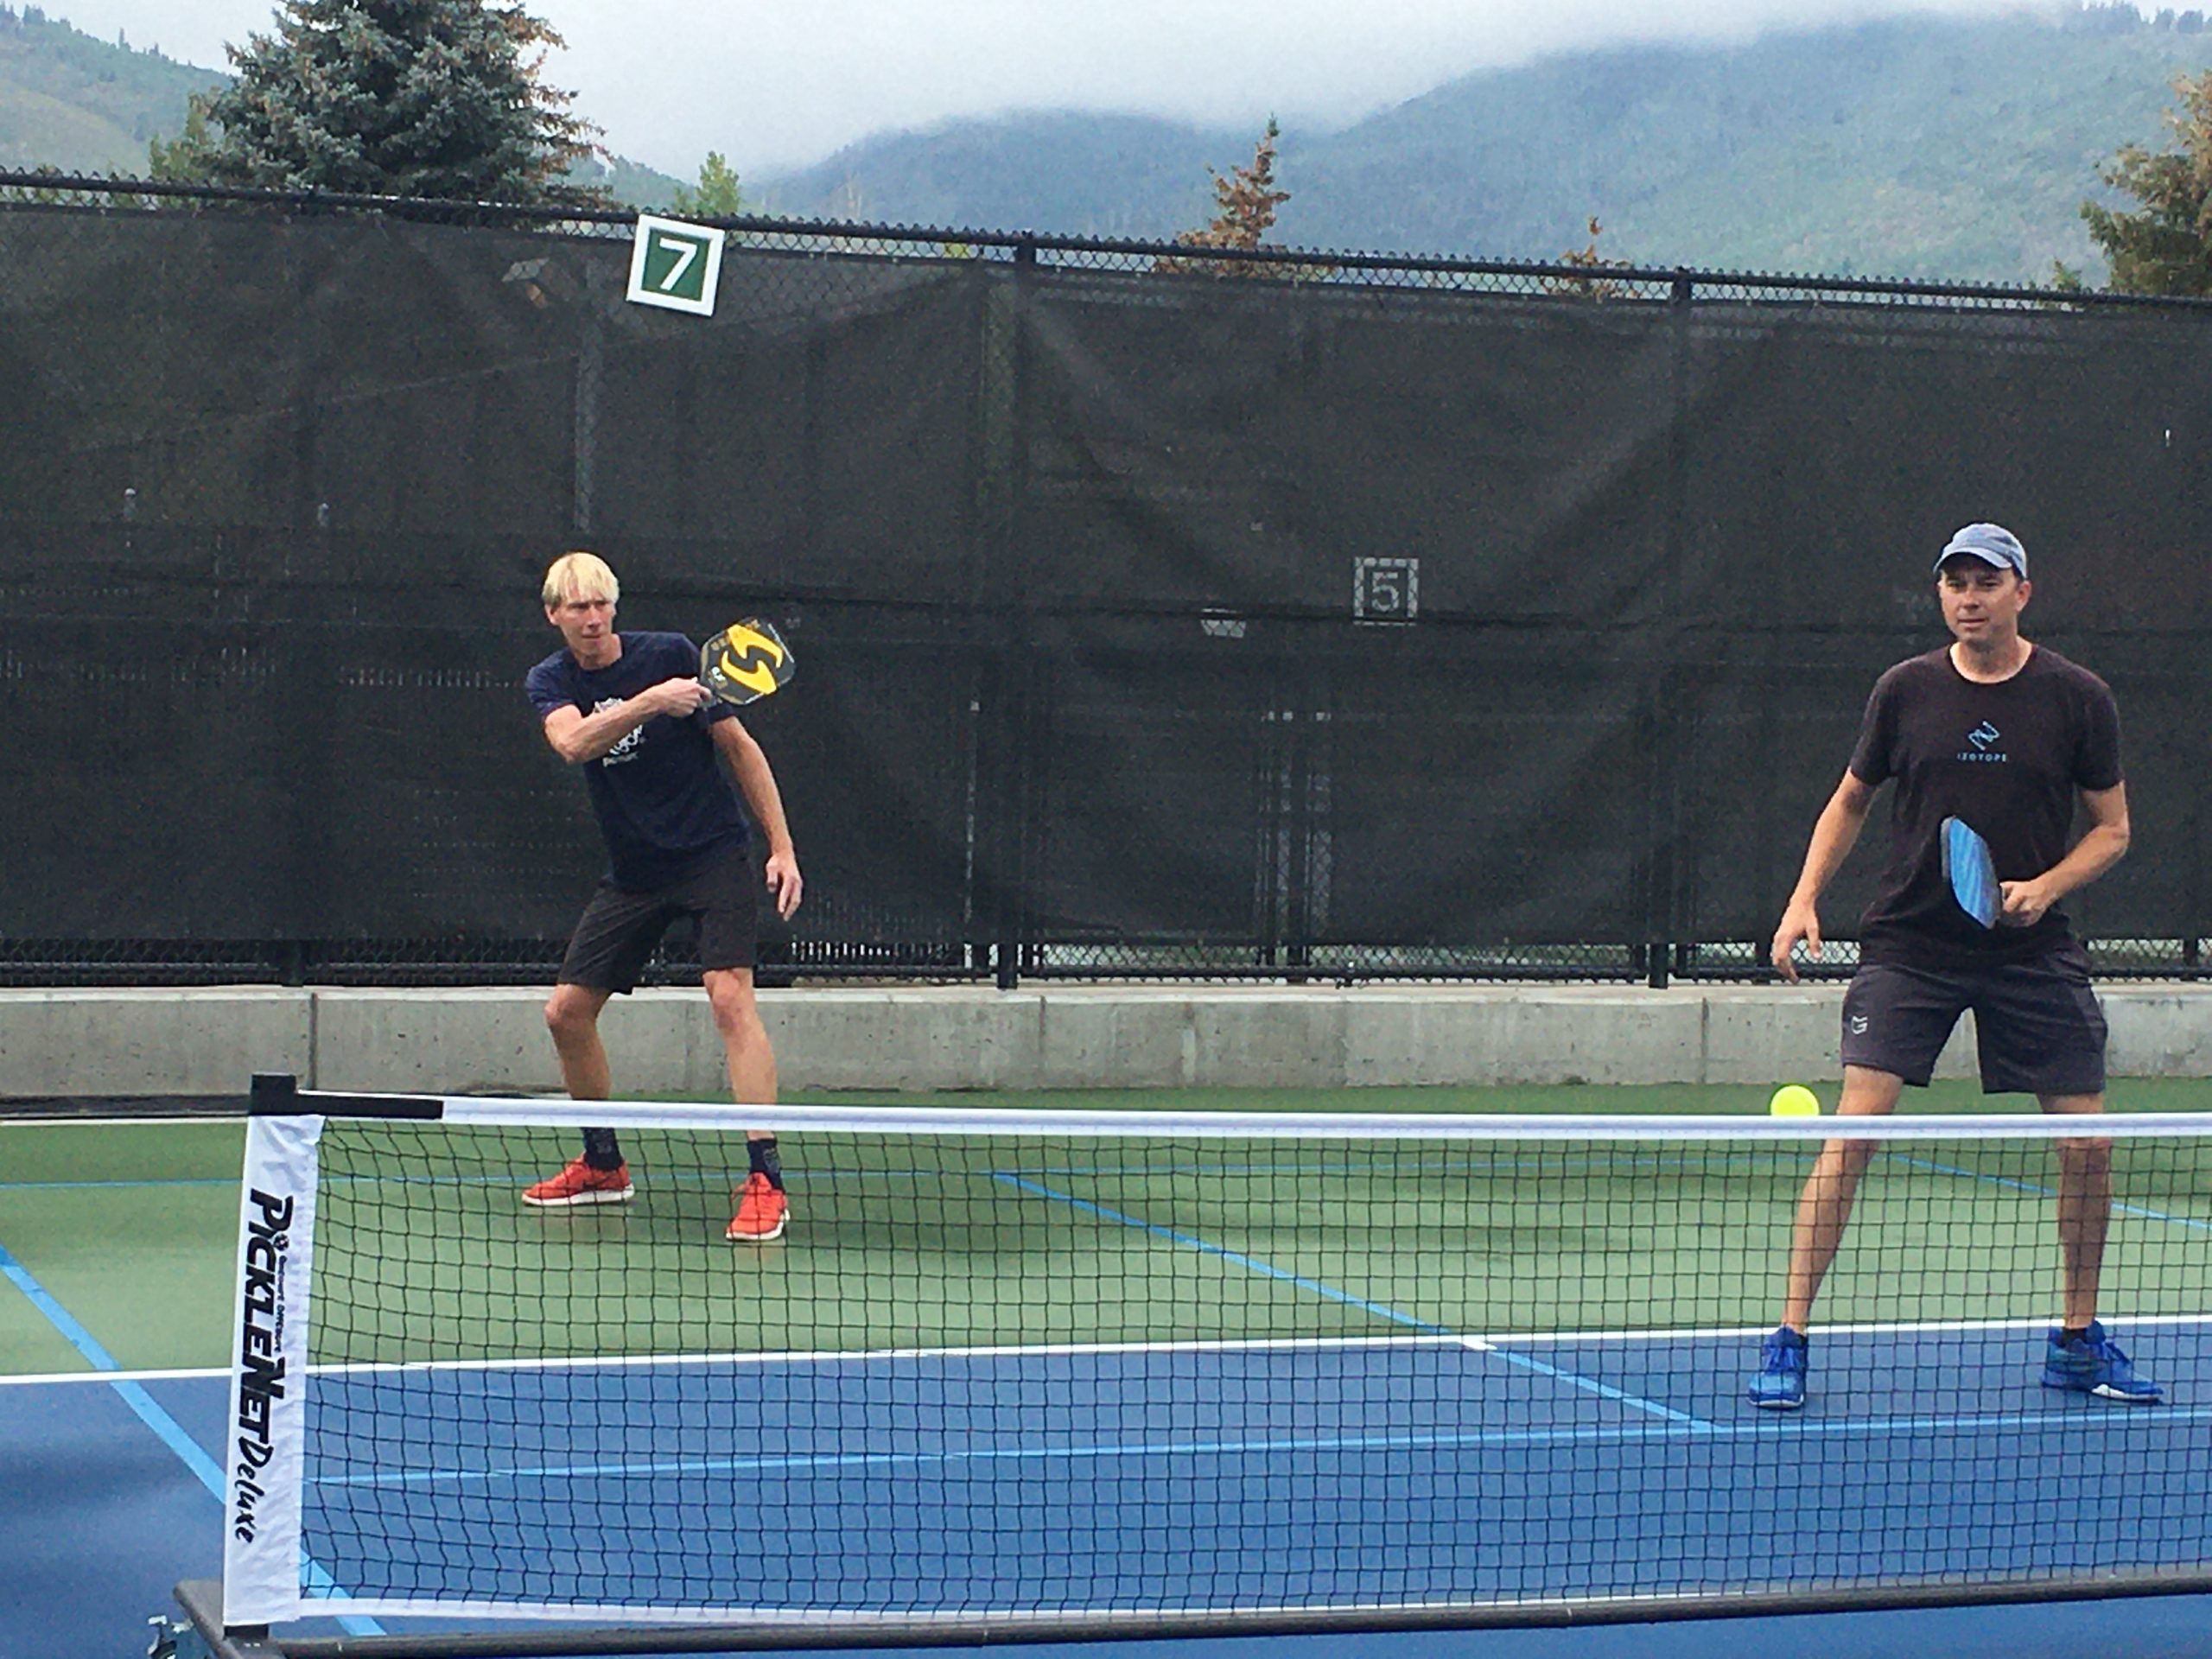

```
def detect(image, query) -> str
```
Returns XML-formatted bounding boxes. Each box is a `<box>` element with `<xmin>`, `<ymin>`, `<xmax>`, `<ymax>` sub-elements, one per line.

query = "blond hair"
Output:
<box><xmin>541</xmin><ymin>551</ymin><xmax>620</xmax><ymax>608</ymax></box>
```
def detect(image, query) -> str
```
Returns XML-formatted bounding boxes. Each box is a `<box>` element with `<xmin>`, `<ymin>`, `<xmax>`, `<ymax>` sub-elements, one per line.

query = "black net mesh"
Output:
<box><xmin>263</xmin><ymin>1100</ymin><xmax>2212</xmax><ymax>1629</ymax></box>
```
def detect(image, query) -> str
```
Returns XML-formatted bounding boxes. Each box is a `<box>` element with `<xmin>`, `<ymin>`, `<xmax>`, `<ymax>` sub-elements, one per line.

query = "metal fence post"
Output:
<box><xmin>1644</xmin><ymin>271</ymin><xmax>1699</xmax><ymax>990</ymax></box>
<box><xmin>979</xmin><ymin>243</ymin><xmax>1036</xmax><ymax>989</ymax></box>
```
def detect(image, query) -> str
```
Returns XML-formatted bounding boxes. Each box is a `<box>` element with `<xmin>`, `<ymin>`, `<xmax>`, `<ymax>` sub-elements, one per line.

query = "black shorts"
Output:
<box><xmin>1840</xmin><ymin>945</ymin><xmax>2107</xmax><ymax>1096</ymax></box>
<box><xmin>557</xmin><ymin>850</ymin><xmax>758</xmax><ymax>993</ymax></box>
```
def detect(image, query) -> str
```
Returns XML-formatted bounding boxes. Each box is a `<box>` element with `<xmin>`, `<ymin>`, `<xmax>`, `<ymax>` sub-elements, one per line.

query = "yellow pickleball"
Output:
<box><xmin>1768</xmin><ymin>1084</ymin><xmax>1821</xmax><ymax>1118</ymax></box>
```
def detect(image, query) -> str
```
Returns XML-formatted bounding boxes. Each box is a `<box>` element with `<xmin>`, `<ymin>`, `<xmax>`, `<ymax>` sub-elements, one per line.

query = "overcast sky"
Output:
<box><xmin>63</xmin><ymin>0</ymin><xmax>2059</xmax><ymax>176</ymax></box>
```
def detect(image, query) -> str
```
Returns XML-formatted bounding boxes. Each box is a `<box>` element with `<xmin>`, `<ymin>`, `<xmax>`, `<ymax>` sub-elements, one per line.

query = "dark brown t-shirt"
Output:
<box><xmin>1847</xmin><ymin>645</ymin><xmax>2121</xmax><ymax>969</ymax></box>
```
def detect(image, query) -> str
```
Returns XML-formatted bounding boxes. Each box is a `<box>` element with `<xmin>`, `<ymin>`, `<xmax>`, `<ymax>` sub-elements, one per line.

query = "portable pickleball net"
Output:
<box><xmin>173</xmin><ymin>1075</ymin><xmax>2212</xmax><ymax>1656</ymax></box>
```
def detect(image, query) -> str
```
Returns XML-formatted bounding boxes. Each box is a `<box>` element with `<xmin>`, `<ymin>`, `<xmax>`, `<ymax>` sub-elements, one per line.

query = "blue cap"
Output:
<box><xmin>1935</xmin><ymin>523</ymin><xmax>2027</xmax><ymax>576</ymax></box>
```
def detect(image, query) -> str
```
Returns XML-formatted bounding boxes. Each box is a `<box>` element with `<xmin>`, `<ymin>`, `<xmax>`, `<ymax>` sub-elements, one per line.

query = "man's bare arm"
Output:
<box><xmin>541</xmin><ymin>677</ymin><xmax>709</xmax><ymax>764</ymax></box>
<box><xmin>2001</xmin><ymin>781</ymin><xmax>2129</xmax><ymax>927</ymax></box>
<box><xmin>712</xmin><ymin>717</ymin><xmax>804</xmax><ymax>919</ymax></box>
<box><xmin>1770</xmin><ymin>770</ymin><xmax>1878</xmax><ymax>982</ymax></box>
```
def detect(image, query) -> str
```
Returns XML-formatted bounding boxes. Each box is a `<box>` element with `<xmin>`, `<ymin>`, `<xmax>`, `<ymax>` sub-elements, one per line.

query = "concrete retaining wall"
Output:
<box><xmin>5</xmin><ymin>982</ymin><xmax>2209</xmax><ymax>1101</ymax></box>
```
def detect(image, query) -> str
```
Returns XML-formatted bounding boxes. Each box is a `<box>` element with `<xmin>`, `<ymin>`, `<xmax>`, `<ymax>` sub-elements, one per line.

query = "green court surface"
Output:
<box><xmin>7</xmin><ymin>1079</ymin><xmax>2212</xmax><ymax>1377</ymax></box>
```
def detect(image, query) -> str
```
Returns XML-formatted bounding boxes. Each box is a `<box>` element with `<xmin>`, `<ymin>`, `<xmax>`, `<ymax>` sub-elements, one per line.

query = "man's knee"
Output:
<box><xmin>545</xmin><ymin>986</ymin><xmax>602</xmax><ymax>1043</ymax></box>
<box><xmin>2044</xmin><ymin>1094</ymin><xmax>2112</xmax><ymax>1166</ymax></box>
<box><xmin>704</xmin><ymin>973</ymin><xmax>766</xmax><ymax>1043</ymax></box>
<box><xmin>1805</xmin><ymin>1140</ymin><xmax>1876</xmax><ymax>1208</ymax></box>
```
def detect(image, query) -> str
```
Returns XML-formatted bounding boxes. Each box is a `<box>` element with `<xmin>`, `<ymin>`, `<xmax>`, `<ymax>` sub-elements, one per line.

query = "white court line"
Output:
<box><xmin>1503</xmin><ymin>1312</ymin><xmax>2212</xmax><ymax>1345</ymax></box>
<box><xmin>0</xmin><ymin>1363</ymin><xmax>228</xmax><ymax>1387</ymax></box>
<box><xmin>0</xmin><ymin>1116</ymin><xmax>243</xmax><ymax>1128</ymax></box>
<box><xmin>310</xmin><ymin>1402</ymin><xmax>2212</xmax><ymax>1495</ymax></box>
<box><xmin>10</xmin><ymin>1313</ymin><xmax>2209</xmax><ymax>1389</ymax></box>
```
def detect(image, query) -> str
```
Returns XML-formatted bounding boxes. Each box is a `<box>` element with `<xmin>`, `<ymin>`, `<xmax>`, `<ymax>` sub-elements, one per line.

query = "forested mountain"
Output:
<box><xmin>755</xmin><ymin>6</ymin><xmax>2212</xmax><ymax>283</ymax></box>
<box><xmin>5</xmin><ymin>3</ymin><xmax>2209</xmax><ymax>282</ymax></box>
<box><xmin>0</xmin><ymin>3</ymin><xmax>220</xmax><ymax>174</ymax></box>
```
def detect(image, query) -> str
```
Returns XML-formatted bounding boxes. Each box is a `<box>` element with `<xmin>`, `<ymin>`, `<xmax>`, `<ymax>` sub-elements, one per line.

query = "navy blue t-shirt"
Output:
<box><xmin>525</xmin><ymin>632</ymin><xmax>748</xmax><ymax>892</ymax></box>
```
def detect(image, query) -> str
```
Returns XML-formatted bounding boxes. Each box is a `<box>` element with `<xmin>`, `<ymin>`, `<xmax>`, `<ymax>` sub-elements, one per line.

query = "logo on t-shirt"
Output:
<box><xmin>595</xmin><ymin>697</ymin><xmax>643</xmax><ymax>766</ymax></box>
<box><xmin>1959</xmin><ymin>720</ymin><xmax>2005</xmax><ymax>764</ymax></box>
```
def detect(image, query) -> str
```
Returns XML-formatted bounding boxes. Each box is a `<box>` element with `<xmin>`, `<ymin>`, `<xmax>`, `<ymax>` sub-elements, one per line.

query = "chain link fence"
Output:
<box><xmin>4</xmin><ymin>173</ymin><xmax>2209</xmax><ymax>987</ymax></box>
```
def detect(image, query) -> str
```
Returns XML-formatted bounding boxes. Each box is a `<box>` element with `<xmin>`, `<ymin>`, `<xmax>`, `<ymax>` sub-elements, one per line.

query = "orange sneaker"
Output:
<box><xmin>522</xmin><ymin>1158</ymin><xmax>634</xmax><ymax>1208</ymax></box>
<box><xmin>727</xmin><ymin>1171</ymin><xmax>789</xmax><ymax>1242</ymax></box>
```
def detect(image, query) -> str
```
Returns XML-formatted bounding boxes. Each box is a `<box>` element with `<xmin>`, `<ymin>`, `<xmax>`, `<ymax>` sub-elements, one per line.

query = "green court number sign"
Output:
<box><xmin>626</xmin><ymin>215</ymin><xmax>728</xmax><ymax>315</ymax></box>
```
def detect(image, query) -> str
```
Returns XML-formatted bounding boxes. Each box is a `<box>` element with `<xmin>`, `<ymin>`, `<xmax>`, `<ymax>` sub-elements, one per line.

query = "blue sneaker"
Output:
<box><xmin>2042</xmin><ymin>1322</ymin><xmax>2164</xmax><ymax>1403</ymax></box>
<box><xmin>1748</xmin><ymin>1325</ymin><xmax>1808</xmax><ymax>1410</ymax></box>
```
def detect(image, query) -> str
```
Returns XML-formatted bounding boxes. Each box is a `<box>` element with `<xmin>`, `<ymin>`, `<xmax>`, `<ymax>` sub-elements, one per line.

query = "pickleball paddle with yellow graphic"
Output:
<box><xmin>699</xmin><ymin>619</ymin><xmax>797</xmax><ymax>707</ymax></box>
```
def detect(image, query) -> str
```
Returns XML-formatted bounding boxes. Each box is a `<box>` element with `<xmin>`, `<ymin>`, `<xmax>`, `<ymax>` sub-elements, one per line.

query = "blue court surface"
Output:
<box><xmin>12</xmin><ymin>1322</ymin><xmax>2212</xmax><ymax>1656</ymax></box>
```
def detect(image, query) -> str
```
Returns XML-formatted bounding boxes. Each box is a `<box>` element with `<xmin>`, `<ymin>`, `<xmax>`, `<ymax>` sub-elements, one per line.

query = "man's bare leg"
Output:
<box><xmin>1779</xmin><ymin>1065</ymin><xmax>1905</xmax><ymax>1332</ymax></box>
<box><xmin>704</xmin><ymin>968</ymin><xmax>777</xmax><ymax>1116</ymax></box>
<box><xmin>545</xmin><ymin>983</ymin><xmax>615</xmax><ymax>1100</ymax></box>
<box><xmin>2042</xmin><ymin>1091</ymin><xmax>2111</xmax><ymax>1332</ymax></box>
<box><xmin>523</xmin><ymin>983</ymin><xmax>630</xmax><ymax>1206</ymax></box>
<box><xmin>707</xmin><ymin>968</ymin><xmax>788</xmax><ymax>1240</ymax></box>
<box><xmin>2036</xmin><ymin>1089</ymin><xmax>2161</xmax><ymax>1399</ymax></box>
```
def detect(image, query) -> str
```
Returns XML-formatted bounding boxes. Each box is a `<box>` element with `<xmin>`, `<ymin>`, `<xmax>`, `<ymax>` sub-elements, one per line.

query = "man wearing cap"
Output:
<box><xmin>1748</xmin><ymin>523</ymin><xmax>2158</xmax><ymax>1409</ymax></box>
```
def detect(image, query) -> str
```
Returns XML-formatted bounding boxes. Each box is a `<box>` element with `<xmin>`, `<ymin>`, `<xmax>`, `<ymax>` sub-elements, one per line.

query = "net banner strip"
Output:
<box><xmin>253</xmin><ymin>1078</ymin><xmax>2212</xmax><ymax>1141</ymax></box>
<box><xmin>419</xmin><ymin>1093</ymin><xmax>2212</xmax><ymax>1142</ymax></box>
<box><xmin>221</xmin><ymin>1111</ymin><xmax>324</xmax><ymax>1627</ymax></box>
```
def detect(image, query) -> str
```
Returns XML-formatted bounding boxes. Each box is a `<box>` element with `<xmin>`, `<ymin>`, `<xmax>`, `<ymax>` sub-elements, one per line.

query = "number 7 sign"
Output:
<box><xmin>626</xmin><ymin>215</ymin><xmax>727</xmax><ymax>315</ymax></box>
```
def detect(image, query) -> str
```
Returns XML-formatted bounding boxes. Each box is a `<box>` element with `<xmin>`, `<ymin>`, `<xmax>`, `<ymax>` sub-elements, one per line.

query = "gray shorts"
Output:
<box><xmin>1840</xmin><ymin>946</ymin><xmax>2107</xmax><ymax>1096</ymax></box>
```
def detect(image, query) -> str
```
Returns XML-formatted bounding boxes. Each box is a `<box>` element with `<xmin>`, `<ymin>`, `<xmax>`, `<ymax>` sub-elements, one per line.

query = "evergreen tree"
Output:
<box><xmin>670</xmin><ymin>149</ymin><xmax>741</xmax><ymax>218</ymax></box>
<box><xmin>1157</xmin><ymin>118</ymin><xmax>1298</xmax><ymax>276</ymax></box>
<box><xmin>2081</xmin><ymin>71</ymin><xmax>2212</xmax><ymax>295</ymax></box>
<box><xmin>1544</xmin><ymin>216</ymin><xmax>1634</xmax><ymax>301</ymax></box>
<box><xmin>199</xmin><ymin>0</ymin><xmax>605</xmax><ymax>204</ymax></box>
<box><xmin>147</xmin><ymin>92</ymin><xmax>217</xmax><ymax>181</ymax></box>
<box><xmin>1179</xmin><ymin>117</ymin><xmax>1290</xmax><ymax>252</ymax></box>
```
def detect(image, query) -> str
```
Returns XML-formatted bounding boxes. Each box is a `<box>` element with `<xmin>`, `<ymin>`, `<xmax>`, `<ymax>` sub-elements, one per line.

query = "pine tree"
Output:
<box><xmin>1544</xmin><ymin>217</ymin><xmax>1634</xmax><ymax>301</ymax></box>
<box><xmin>2081</xmin><ymin>71</ymin><xmax>2212</xmax><ymax>295</ymax></box>
<box><xmin>198</xmin><ymin>0</ymin><xmax>605</xmax><ymax>204</ymax></box>
<box><xmin>147</xmin><ymin>93</ymin><xmax>218</xmax><ymax>181</ymax></box>
<box><xmin>1178</xmin><ymin>118</ymin><xmax>1290</xmax><ymax>254</ymax></box>
<box><xmin>1150</xmin><ymin>118</ymin><xmax>1300</xmax><ymax>279</ymax></box>
<box><xmin>670</xmin><ymin>150</ymin><xmax>741</xmax><ymax>218</ymax></box>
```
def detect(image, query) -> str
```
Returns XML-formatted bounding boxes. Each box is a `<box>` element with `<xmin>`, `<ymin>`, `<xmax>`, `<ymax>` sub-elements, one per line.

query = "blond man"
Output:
<box><xmin>522</xmin><ymin>552</ymin><xmax>804</xmax><ymax>1241</ymax></box>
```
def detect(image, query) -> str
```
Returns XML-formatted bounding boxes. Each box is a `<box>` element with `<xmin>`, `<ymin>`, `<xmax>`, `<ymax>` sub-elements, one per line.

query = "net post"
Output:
<box><xmin>249</xmin><ymin>1073</ymin><xmax>300</xmax><ymax>1116</ymax></box>
<box><xmin>171</xmin><ymin>1580</ymin><xmax>285</xmax><ymax>1658</ymax></box>
<box><xmin>220</xmin><ymin>1102</ymin><xmax>325</xmax><ymax>1629</ymax></box>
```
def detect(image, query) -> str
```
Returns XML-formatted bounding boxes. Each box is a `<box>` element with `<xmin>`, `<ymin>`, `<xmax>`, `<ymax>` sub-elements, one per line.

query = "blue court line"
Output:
<box><xmin>0</xmin><ymin>1234</ymin><xmax>382</xmax><ymax>1637</ymax></box>
<box><xmin>1477</xmin><ymin>1345</ymin><xmax>1714</xmax><ymax>1427</ymax></box>
<box><xmin>991</xmin><ymin>1153</ymin><xmax>1810</xmax><ymax>1179</ymax></box>
<box><xmin>990</xmin><ymin>1171</ymin><xmax>1712</xmax><ymax>1428</ymax></box>
<box><xmin>312</xmin><ymin>1398</ymin><xmax>2212</xmax><ymax>1490</ymax></box>
<box><xmin>1897</xmin><ymin>1154</ymin><xmax>2212</xmax><ymax>1234</ymax></box>
<box><xmin>990</xmin><ymin>1173</ymin><xmax>1451</xmax><ymax>1332</ymax></box>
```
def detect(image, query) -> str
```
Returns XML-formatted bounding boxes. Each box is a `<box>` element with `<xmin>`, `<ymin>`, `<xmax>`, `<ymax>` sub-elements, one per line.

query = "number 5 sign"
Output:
<box><xmin>626</xmin><ymin>215</ymin><xmax>727</xmax><ymax>315</ymax></box>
